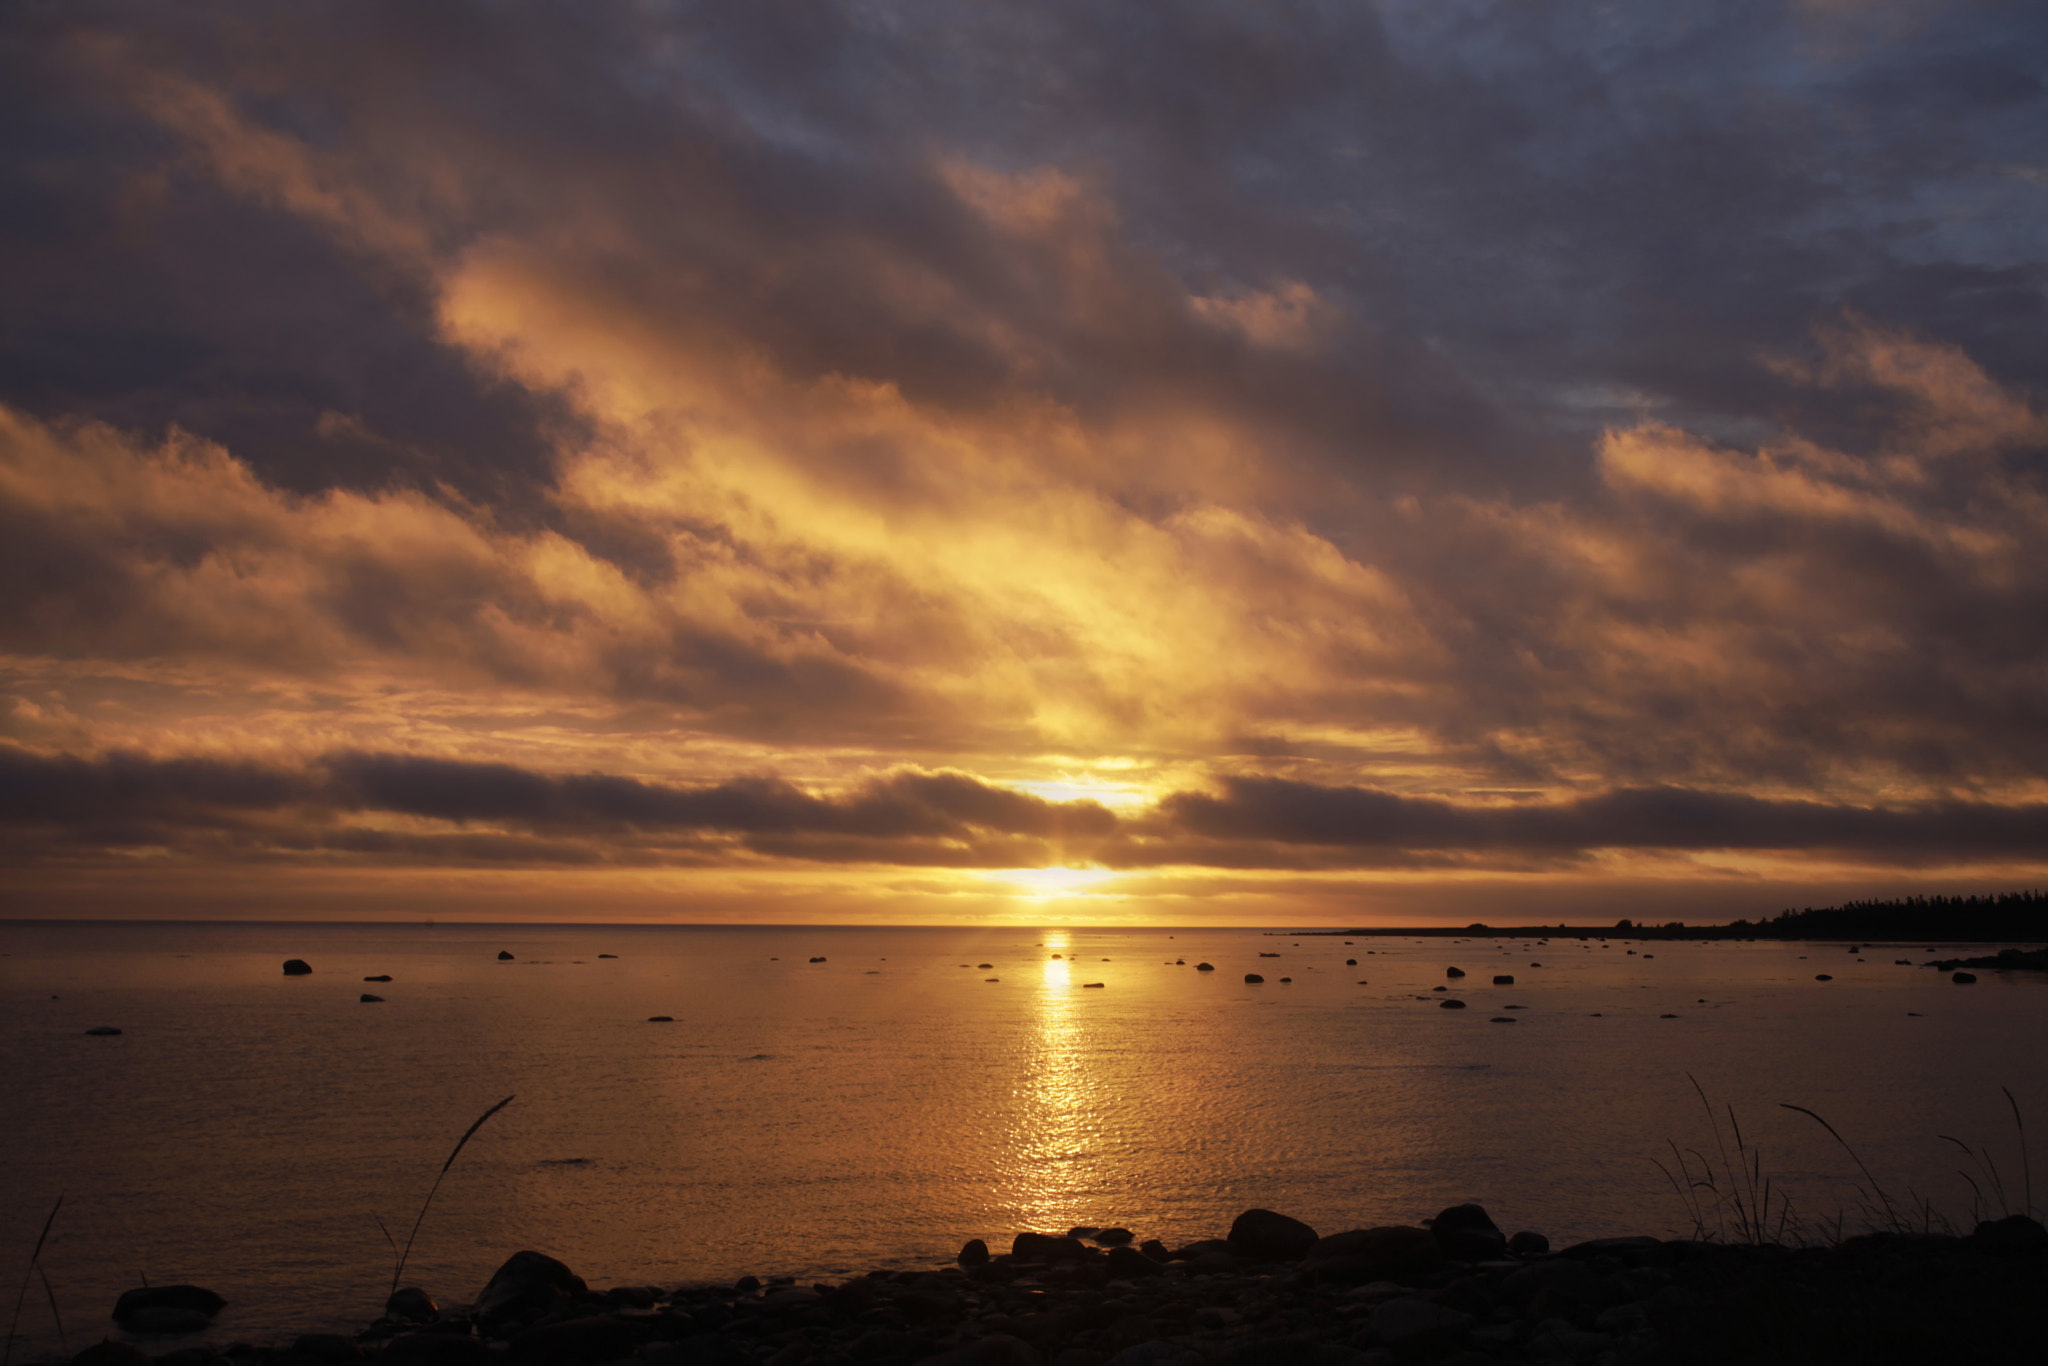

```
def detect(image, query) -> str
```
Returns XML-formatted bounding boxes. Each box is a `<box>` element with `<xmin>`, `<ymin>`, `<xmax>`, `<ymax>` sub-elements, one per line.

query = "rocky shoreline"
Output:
<box><xmin>56</xmin><ymin>1205</ymin><xmax>2048</xmax><ymax>1366</ymax></box>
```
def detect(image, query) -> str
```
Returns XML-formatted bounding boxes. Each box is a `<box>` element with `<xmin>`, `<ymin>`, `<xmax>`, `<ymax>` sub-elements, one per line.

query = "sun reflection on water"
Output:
<box><xmin>989</xmin><ymin>930</ymin><xmax>1116</xmax><ymax>1231</ymax></box>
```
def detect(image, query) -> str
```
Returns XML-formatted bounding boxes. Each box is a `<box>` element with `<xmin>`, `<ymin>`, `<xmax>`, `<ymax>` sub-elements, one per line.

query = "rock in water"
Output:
<box><xmin>361</xmin><ymin>993</ymin><xmax>385</xmax><ymax>1002</ymax></box>
<box><xmin>385</xmin><ymin>1287</ymin><xmax>438</xmax><ymax>1322</ymax></box>
<box><xmin>1439</xmin><ymin>998</ymin><xmax>1468</xmax><ymax>1009</ymax></box>
<box><xmin>1244</xmin><ymin>973</ymin><xmax>1265</xmax><ymax>983</ymax></box>
<box><xmin>957</xmin><ymin>1238</ymin><xmax>990</xmax><ymax>1267</ymax></box>
<box><xmin>473</xmin><ymin>1251</ymin><xmax>588</xmax><ymax>1332</ymax></box>
<box><xmin>84</xmin><ymin>1026</ymin><xmax>122</xmax><ymax>1036</ymax></box>
<box><xmin>1445</xmin><ymin>966</ymin><xmax>1466</xmax><ymax>978</ymax></box>
<box><xmin>1493</xmin><ymin>974</ymin><xmax>1514</xmax><ymax>985</ymax></box>
<box><xmin>113</xmin><ymin>1286</ymin><xmax>226</xmax><ymax>1333</ymax></box>
<box><xmin>497</xmin><ymin>951</ymin><xmax>516</xmax><ymax>961</ymax></box>
<box><xmin>1227</xmin><ymin>1208</ymin><xmax>1318</xmax><ymax>1261</ymax></box>
<box><xmin>1195</xmin><ymin>962</ymin><xmax>1215</xmax><ymax>971</ymax></box>
<box><xmin>1430</xmin><ymin>1203</ymin><xmax>1507</xmax><ymax>1260</ymax></box>
<box><xmin>282</xmin><ymin>959</ymin><xmax>312</xmax><ymax>975</ymax></box>
<box><xmin>364</xmin><ymin>975</ymin><xmax>392</xmax><ymax>982</ymax></box>
<box><xmin>1508</xmin><ymin>1230</ymin><xmax>1550</xmax><ymax>1256</ymax></box>
<box><xmin>1953</xmin><ymin>971</ymin><xmax>1977</xmax><ymax>983</ymax></box>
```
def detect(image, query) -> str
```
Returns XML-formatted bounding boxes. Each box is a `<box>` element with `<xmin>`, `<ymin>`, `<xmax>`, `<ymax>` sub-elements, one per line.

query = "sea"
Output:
<box><xmin>3</xmin><ymin>920</ymin><xmax>2044</xmax><ymax>1359</ymax></box>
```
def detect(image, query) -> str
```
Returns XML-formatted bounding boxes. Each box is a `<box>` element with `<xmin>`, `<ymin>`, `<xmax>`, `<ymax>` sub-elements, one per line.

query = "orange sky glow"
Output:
<box><xmin>4</xmin><ymin>4</ymin><xmax>2046</xmax><ymax>924</ymax></box>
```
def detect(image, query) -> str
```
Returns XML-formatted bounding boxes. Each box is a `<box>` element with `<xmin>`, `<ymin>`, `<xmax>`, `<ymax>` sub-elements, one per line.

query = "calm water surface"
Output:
<box><xmin>3</xmin><ymin>921</ymin><xmax>2044</xmax><ymax>1357</ymax></box>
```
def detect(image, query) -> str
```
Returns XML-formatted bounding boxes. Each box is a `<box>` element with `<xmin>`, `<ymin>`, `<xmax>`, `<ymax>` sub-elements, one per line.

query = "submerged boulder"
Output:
<box><xmin>282</xmin><ymin>959</ymin><xmax>312</xmax><ymax>975</ymax></box>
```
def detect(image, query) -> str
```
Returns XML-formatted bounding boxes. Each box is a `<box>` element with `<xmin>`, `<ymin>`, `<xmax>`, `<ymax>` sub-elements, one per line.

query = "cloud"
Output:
<box><xmin>2</xmin><ymin>2</ymin><xmax>2045</xmax><ymax>915</ymax></box>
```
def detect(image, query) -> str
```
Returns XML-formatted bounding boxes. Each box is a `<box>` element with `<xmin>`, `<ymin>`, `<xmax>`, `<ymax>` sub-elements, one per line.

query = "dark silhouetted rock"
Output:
<box><xmin>1012</xmin><ymin>1231</ymin><xmax>1088</xmax><ymax>1261</ymax></box>
<box><xmin>1195</xmin><ymin>962</ymin><xmax>1215</xmax><ymax>971</ymax></box>
<box><xmin>1227</xmin><ymin>1208</ymin><xmax>1318</xmax><ymax>1261</ymax></box>
<box><xmin>473</xmin><ymin>1250</ymin><xmax>587</xmax><ymax>1331</ymax></box>
<box><xmin>808</xmin><ymin>956</ymin><xmax>826</xmax><ymax>963</ymax></box>
<box><xmin>1104</xmin><ymin>1245</ymin><xmax>1165</xmax><ymax>1279</ymax></box>
<box><xmin>381</xmin><ymin>1333</ymin><xmax>491</xmax><ymax>1366</ymax></box>
<box><xmin>1093</xmin><ymin>1226</ymin><xmax>1133</xmax><ymax>1245</ymax></box>
<box><xmin>292</xmin><ymin>1335</ymin><xmax>362</xmax><ymax>1363</ymax></box>
<box><xmin>1814</xmin><ymin>974</ymin><xmax>1833</xmax><ymax>981</ymax></box>
<box><xmin>598</xmin><ymin>954</ymin><xmax>618</xmax><ymax>958</ymax></box>
<box><xmin>508</xmin><ymin>1316</ymin><xmax>654</xmax><ymax>1366</ymax></box>
<box><xmin>1440</xmin><ymin>998</ymin><xmax>1467</xmax><ymax>1009</ymax></box>
<box><xmin>1430</xmin><ymin>1203</ymin><xmax>1507</xmax><ymax>1260</ymax></box>
<box><xmin>958</xmin><ymin>1238</ymin><xmax>990</xmax><ymax>1267</ymax></box>
<box><xmin>1953</xmin><ymin>971</ymin><xmax>1977</xmax><ymax>983</ymax></box>
<box><xmin>1969</xmin><ymin>1214</ymin><xmax>2048</xmax><ymax>1254</ymax></box>
<box><xmin>1445</xmin><ymin>966</ymin><xmax>1465</xmax><ymax>978</ymax></box>
<box><xmin>283</xmin><ymin>959</ymin><xmax>312</xmax><ymax>975</ymax></box>
<box><xmin>1493</xmin><ymin>975</ymin><xmax>1514</xmax><ymax>985</ymax></box>
<box><xmin>69</xmin><ymin>1343</ymin><xmax>151</xmax><ymax>1366</ymax></box>
<box><xmin>917</xmin><ymin>1337</ymin><xmax>1038</xmax><ymax>1366</ymax></box>
<box><xmin>83</xmin><ymin>1026</ymin><xmax>121</xmax><ymax>1036</ymax></box>
<box><xmin>1302</xmin><ymin>1226</ymin><xmax>1444</xmax><ymax>1283</ymax></box>
<box><xmin>1559</xmin><ymin>1235</ymin><xmax>1662</xmax><ymax>1258</ymax></box>
<box><xmin>1083</xmin><ymin>981</ymin><xmax>1105</xmax><ymax>988</ymax></box>
<box><xmin>497</xmin><ymin>951</ymin><xmax>515</xmax><ymax>961</ymax></box>
<box><xmin>364</xmin><ymin>975</ymin><xmax>393</xmax><ymax>982</ymax></box>
<box><xmin>386</xmin><ymin>1287</ymin><xmax>438</xmax><ymax>1322</ymax></box>
<box><xmin>1140</xmin><ymin>1238</ymin><xmax>1171</xmax><ymax>1261</ymax></box>
<box><xmin>647</xmin><ymin>1015</ymin><xmax>674</xmax><ymax>1021</ymax></box>
<box><xmin>1067</xmin><ymin>1226</ymin><xmax>1099</xmax><ymax>1239</ymax></box>
<box><xmin>361</xmin><ymin>993</ymin><xmax>385</xmax><ymax>1002</ymax></box>
<box><xmin>1244</xmin><ymin>973</ymin><xmax>1264</xmax><ymax>983</ymax></box>
<box><xmin>113</xmin><ymin>1286</ymin><xmax>225</xmax><ymax>1332</ymax></box>
<box><xmin>978</xmin><ymin>963</ymin><xmax>994</xmax><ymax>969</ymax></box>
<box><xmin>1508</xmin><ymin>1230</ymin><xmax>1550</xmax><ymax>1256</ymax></box>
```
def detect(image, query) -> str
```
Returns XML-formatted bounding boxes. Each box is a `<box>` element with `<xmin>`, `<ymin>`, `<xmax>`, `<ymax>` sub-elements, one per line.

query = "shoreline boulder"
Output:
<box><xmin>473</xmin><ymin>1251</ymin><xmax>587</xmax><ymax>1332</ymax></box>
<box><xmin>1227</xmin><ymin>1208</ymin><xmax>1318</xmax><ymax>1262</ymax></box>
<box><xmin>113</xmin><ymin>1286</ymin><xmax>225</xmax><ymax>1334</ymax></box>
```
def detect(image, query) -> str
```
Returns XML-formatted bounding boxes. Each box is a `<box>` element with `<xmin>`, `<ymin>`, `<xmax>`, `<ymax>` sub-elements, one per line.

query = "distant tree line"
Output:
<box><xmin>1717</xmin><ymin>890</ymin><xmax>2048</xmax><ymax>942</ymax></box>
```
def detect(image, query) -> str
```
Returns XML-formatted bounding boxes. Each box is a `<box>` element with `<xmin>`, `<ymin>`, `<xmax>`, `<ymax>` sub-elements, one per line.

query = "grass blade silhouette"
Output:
<box><xmin>4</xmin><ymin>1194</ymin><xmax>62</xmax><ymax>1366</ymax></box>
<box><xmin>36</xmin><ymin>1269</ymin><xmax>63</xmax><ymax>1359</ymax></box>
<box><xmin>390</xmin><ymin>1097</ymin><xmax>514</xmax><ymax>1296</ymax></box>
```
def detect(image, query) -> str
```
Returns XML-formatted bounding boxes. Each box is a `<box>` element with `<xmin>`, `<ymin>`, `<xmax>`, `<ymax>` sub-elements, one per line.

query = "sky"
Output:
<box><xmin>2</xmin><ymin>0</ymin><xmax>2046</xmax><ymax>925</ymax></box>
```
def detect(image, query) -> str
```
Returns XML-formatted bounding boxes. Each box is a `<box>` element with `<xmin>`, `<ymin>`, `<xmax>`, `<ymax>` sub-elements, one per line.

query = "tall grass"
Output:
<box><xmin>1660</xmin><ymin>1081</ymin><xmax>2036</xmax><ymax>1245</ymax></box>
<box><xmin>378</xmin><ymin>1097</ymin><xmax>515</xmax><ymax>1297</ymax></box>
<box><xmin>1653</xmin><ymin>1075</ymin><xmax>1801</xmax><ymax>1244</ymax></box>
<box><xmin>3</xmin><ymin>1196</ymin><xmax>61</xmax><ymax>1366</ymax></box>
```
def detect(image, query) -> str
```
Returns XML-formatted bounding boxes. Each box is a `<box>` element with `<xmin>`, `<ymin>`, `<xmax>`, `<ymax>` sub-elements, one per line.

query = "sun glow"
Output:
<box><xmin>993</xmin><ymin>866</ymin><xmax>1119</xmax><ymax>898</ymax></box>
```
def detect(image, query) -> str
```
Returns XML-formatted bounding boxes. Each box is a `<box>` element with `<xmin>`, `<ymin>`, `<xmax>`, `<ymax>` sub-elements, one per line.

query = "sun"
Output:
<box><xmin>992</xmin><ymin>866</ymin><xmax>1120</xmax><ymax>898</ymax></box>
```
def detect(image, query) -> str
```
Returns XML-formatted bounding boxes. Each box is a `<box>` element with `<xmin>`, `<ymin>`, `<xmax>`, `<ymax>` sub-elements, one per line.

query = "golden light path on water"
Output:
<box><xmin>993</xmin><ymin>929</ymin><xmax>1116</xmax><ymax>1233</ymax></box>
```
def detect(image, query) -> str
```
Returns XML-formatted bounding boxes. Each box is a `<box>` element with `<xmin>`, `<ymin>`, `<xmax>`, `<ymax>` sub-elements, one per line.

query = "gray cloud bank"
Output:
<box><xmin>5</xmin><ymin>746</ymin><xmax>2042</xmax><ymax>873</ymax></box>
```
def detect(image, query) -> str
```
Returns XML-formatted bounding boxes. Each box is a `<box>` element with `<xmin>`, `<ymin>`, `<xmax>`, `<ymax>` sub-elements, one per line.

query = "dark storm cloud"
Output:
<box><xmin>1159</xmin><ymin>777</ymin><xmax>2048</xmax><ymax>859</ymax></box>
<box><xmin>6</xmin><ymin>747</ymin><xmax>2044</xmax><ymax>873</ymax></box>
<box><xmin>22</xmin><ymin>0</ymin><xmax>2038</xmax><ymax>509</ymax></box>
